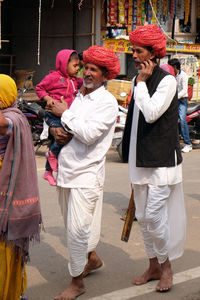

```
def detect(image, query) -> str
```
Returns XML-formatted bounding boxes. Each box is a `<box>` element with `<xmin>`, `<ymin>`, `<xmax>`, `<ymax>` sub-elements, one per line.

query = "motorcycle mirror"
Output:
<box><xmin>120</xmin><ymin>92</ymin><xmax>127</xmax><ymax>98</ymax></box>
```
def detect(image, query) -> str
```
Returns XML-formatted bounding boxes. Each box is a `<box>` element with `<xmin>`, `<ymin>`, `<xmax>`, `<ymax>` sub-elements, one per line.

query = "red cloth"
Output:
<box><xmin>83</xmin><ymin>45</ymin><xmax>121</xmax><ymax>80</ymax></box>
<box><xmin>160</xmin><ymin>64</ymin><xmax>175</xmax><ymax>76</ymax></box>
<box><xmin>129</xmin><ymin>25</ymin><xmax>166</xmax><ymax>59</ymax></box>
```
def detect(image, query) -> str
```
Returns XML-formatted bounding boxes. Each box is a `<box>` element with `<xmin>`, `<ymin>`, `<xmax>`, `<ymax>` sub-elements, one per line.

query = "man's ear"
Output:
<box><xmin>102</xmin><ymin>72</ymin><xmax>109</xmax><ymax>83</ymax></box>
<box><xmin>150</xmin><ymin>50</ymin><xmax>156</xmax><ymax>60</ymax></box>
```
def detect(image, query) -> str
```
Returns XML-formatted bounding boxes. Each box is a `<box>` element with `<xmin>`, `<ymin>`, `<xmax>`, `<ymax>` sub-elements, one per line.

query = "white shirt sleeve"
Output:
<box><xmin>134</xmin><ymin>75</ymin><xmax>177</xmax><ymax>124</ymax></box>
<box><xmin>61</xmin><ymin>101</ymin><xmax>118</xmax><ymax>145</ymax></box>
<box><xmin>178</xmin><ymin>72</ymin><xmax>188</xmax><ymax>99</ymax></box>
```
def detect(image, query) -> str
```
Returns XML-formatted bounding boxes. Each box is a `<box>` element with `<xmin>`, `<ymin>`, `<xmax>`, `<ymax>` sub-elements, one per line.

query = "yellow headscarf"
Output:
<box><xmin>0</xmin><ymin>74</ymin><xmax>17</xmax><ymax>170</ymax></box>
<box><xmin>0</xmin><ymin>74</ymin><xmax>17</xmax><ymax>108</ymax></box>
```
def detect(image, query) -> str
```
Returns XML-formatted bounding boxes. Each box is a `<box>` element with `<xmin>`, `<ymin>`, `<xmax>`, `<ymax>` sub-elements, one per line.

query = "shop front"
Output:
<box><xmin>101</xmin><ymin>0</ymin><xmax>200</xmax><ymax>102</ymax></box>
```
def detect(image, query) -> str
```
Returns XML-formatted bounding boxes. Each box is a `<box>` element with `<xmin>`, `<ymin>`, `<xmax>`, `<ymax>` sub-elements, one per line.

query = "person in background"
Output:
<box><xmin>0</xmin><ymin>74</ymin><xmax>42</xmax><ymax>300</ymax></box>
<box><xmin>122</xmin><ymin>25</ymin><xmax>186</xmax><ymax>293</ymax></box>
<box><xmin>77</xmin><ymin>52</ymin><xmax>84</xmax><ymax>78</ymax></box>
<box><xmin>168</xmin><ymin>58</ymin><xmax>192</xmax><ymax>153</ymax></box>
<box><xmin>47</xmin><ymin>45</ymin><xmax>120</xmax><ymax>300</ymax></box>
<box><xmin>36</xmin><ymin>49</ymin><xmax>83</xmax><ymax>185</ymax></box>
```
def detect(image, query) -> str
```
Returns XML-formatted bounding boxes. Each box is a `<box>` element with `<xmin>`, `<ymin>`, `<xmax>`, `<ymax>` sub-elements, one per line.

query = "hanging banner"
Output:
<box><xmin>103</xmin><ymin>39</ymin><xmax>200</xmax><ymax>54</ymax></box>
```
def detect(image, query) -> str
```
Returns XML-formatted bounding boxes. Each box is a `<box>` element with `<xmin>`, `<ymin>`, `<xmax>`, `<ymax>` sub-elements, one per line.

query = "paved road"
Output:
<box><xmin>26</xmin><ymin>147</ymin><xmax>200</xmax><ymax>300</ymax></box>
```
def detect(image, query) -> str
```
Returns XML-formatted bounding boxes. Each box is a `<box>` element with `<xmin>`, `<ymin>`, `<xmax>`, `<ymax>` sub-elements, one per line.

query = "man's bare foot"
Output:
<box><xmin>156</xmin><ymin>259</ymin><xmax>173</xmax><ymax>292</ymax></box>
<box><xmin>83</xmin><ymin>251</ymin><xmax>103</xmax><ymax>277</ymax></box>
<box><xmin>132</xmin><ymin>257</ymin><xmax>162</xmax><ymax>285</ymax></box>
<box><xmin>54</xmin><ymin>276</ymin><xmax>85</xmax><ymax>300</ymax></box>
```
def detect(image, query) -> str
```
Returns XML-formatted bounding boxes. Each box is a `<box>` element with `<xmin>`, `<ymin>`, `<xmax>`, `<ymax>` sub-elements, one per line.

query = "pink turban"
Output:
<box><xmin>83</xmin><ymin>45</ymin><xmax>121</xmax><ymax>80</ymax></box>
<box><xmin>160</xmin><ymin>64</ymin><xmax>175</xmax><ymax>76</ymax></box>
<box><xmin>129</xmin><ymin>25</ymin><xmax>167</xmax><ymax>59</ymax></box>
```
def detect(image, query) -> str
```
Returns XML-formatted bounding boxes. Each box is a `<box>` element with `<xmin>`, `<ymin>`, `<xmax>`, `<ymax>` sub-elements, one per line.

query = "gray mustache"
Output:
<box><xmin>84</xmin><ymin>76</ymin><xmax>93</xmax><ymax>80</ymax></box>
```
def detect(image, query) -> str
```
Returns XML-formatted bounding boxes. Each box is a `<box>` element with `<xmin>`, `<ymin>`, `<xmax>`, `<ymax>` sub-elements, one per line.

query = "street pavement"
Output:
<box><xmin>26</xmin><ymin>147</ymin><xmax>200</xmax><ymax>300</ymax></box>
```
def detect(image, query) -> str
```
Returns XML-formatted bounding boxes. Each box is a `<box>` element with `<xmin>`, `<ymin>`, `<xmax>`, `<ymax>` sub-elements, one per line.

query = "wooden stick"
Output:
<box><xmin>121</xmin><ymin>189</ymin><xmax>136</xmax><ymax>242</ymax></box>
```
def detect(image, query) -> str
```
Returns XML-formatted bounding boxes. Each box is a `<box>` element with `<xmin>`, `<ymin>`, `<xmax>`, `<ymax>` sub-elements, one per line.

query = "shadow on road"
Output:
<box><xmin>27</xmin><ymin>225</ymin><xmax>200</xmax><ymax>300</ymax></box>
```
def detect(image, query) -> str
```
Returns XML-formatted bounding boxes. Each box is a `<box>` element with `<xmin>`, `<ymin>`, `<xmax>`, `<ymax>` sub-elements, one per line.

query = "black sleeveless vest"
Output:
<box><xmin>122</xmin><ymin>65</ymin><xmax>182</xmax><ymax>167</ymax></box>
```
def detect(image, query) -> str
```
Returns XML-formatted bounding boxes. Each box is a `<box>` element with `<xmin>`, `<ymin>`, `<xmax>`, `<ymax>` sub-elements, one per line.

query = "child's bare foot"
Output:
<box><xmin>156</xmin><ymin>259</ymin><xmax>173</xmax><ymax>292</ymax></box>
<box><xmin>54</xmin><ymin>276</ymin><xmax>85</xmax><ymax>300</ymax></box>
<box><xmin>132</xmin><ymin>257</ymin><xmax>162</xmax><ymax>285</ymax></box>
<box><xmin>83</xmin><ymin>251</ymin><xmax>103</xmax><ymax>277</ymax></box>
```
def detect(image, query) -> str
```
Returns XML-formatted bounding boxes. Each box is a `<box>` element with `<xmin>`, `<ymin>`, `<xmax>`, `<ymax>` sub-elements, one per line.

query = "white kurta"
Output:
<box><xmin>129</xmin><ymin>74</ymin><xmax>186</xmax><ymax>263</ymax></box>
<box><xmin>57</xmin><ymin>85</ymin><xmax>118</xmax><ymax>188</ymax></box>
<box><xmin>56</xmin><ymin>85</ymin><xmax>118</xmax><ymax>276</ymax></box>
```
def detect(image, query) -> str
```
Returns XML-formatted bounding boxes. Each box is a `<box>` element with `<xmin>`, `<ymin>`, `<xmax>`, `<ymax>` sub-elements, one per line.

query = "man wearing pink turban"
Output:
<box><xmin>47</xmin><ymin>45</ymin><xmax>120</xmax><ymax>300</ymax></box>
<box><xmin>122</xmin><ymin>25</ymin><xmax>186</xmax><ymax>292</ymax></box>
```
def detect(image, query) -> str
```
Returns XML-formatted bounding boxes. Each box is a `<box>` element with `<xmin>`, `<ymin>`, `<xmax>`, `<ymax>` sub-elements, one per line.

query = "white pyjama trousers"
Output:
<box><xmin>57</xmin><ymin>186</ymin><xmax>103</xmax><ymax>277</ymax></box>
<box><xmin>133</xmin><ymin>183</ymin><xmax>186</xmax><ymax>264</ymax></box>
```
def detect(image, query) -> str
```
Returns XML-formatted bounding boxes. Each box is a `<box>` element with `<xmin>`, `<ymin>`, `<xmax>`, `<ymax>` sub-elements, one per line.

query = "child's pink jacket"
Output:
<box><xmin>36</xmin><ymin>49</ymin><xmax>83</xmax><ymax>108</ymax></box>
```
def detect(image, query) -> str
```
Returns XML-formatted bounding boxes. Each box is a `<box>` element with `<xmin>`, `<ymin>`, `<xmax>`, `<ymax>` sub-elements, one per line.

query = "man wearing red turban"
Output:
<box><xmin>122</xmin><ymin>25</ymin><xmax>186</xmax><ymax>292</ymax></box>
<box><xmin>47</xmin><ymin>45</ymin><xmax>120</xmax><ymax>300</ymax></box>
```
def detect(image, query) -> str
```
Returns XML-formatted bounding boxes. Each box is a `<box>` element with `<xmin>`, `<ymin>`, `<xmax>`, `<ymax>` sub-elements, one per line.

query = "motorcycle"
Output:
<box><xmin>17</xmin><ymin>76</ymin><xmax>50</xmax><ymax>150</ymax></box>
<box><xmin>112</xmin><ymin>104</ymin><xmax>128</xmax><ymax>160</ymax></box>
<box><xmin>186</xmin><ymin>102</ymin><xmax>200</xmax><ymax>148</ymax></box>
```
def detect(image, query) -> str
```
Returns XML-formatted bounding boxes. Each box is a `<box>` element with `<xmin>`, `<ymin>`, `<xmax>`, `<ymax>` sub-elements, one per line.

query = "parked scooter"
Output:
<box><xmin>112</xmin><ymin>104</ymin><xmax>128</xmax><ymax>160</ymax></box>
<box><xmin>17</xmin><ymin>76</ymin><xmax>50</xmax><ymax>150</ymax></box>
<box><xmin>186</xmin><ymin>102</ymin><xmax>200</xmax><ymax>148</ymax></box>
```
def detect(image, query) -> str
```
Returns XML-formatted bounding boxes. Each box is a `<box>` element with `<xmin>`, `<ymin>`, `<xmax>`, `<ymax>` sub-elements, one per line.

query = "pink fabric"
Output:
<box><xmin>159</xmin><ymin>64</ymin><xmax>175</xmax><ymax>76</ymax></box>
<box><xmin>36</xmin><ymin>49</ymin><xmax>83</xmax><ymax>108</ymax></box>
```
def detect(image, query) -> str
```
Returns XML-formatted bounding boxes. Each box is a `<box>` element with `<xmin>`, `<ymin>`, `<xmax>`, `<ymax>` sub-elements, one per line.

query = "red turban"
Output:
<box><xmin>83</xmin><ymin>45</ymin><xmax>121</xmax><ymax>80</ymax></box>
<box><xmin>129</xmin><ymin>25</ymin><xmax>167</xmax><ymax>59</ymax></box>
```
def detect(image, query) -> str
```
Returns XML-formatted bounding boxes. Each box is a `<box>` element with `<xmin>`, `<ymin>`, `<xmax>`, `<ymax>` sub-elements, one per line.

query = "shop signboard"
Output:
<box><xmin>103</xmin><ymin>39</ymin><xmax>132</xmax><ymax>53</ymax></box>
<box><xmin>166</xmin><ymin>42</ymin><xmax>200</xmax><ymax>54</ymax></box>
<box><xmin>103</xmin><ymin>39</ymin><xmax>200</xmax><ymax>55</ymax></box>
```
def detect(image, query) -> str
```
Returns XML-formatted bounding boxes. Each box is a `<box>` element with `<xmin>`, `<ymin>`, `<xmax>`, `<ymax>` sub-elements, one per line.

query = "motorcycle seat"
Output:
<box><xmin>187</xmin><ymin>103</ymin><xmax>200</xmax><ymax>115</ymax></box>
<box><xmin>23</xmin><ymin>101</ymin><xmax>44</xmax><ymax>119</ymax></box>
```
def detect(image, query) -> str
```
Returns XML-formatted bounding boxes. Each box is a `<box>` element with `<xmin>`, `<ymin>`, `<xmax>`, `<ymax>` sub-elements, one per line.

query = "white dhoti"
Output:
<box><xmin>133</xmin><ymin>183</ymin><xmax>186</xmax><ymax>264</ymax></box>
<box><xmin>57</xmin><ymin>186</ymin><xmax>103</xmax><ymax>277</ymax></box>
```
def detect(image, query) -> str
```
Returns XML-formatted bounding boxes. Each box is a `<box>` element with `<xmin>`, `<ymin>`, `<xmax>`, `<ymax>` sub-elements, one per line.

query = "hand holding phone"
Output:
<box><xmin>136</xmin><ymin>60</ymin><xmax>155</xmax><ymax>83</ymax></box>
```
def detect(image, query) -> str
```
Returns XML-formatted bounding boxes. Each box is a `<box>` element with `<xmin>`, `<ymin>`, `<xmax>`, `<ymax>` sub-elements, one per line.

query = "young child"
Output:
<box><xmin>36</xmin><ymin>49</ymin><xmax>83</xmax><ymax>186</ymax></box>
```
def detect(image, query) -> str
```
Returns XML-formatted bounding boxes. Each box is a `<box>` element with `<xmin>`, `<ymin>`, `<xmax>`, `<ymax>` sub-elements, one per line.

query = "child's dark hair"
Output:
<box><xmin>69</xmin><ymin>52</ymin><xmax>79</xmax><ymax>62</ymax></box>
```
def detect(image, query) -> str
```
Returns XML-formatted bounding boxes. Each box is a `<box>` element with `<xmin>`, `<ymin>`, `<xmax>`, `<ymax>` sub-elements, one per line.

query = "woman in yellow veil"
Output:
<box><xmin>0</xmin><ymin>74</ymin><xmax>42</xmax><ymax>300</ymax></box>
